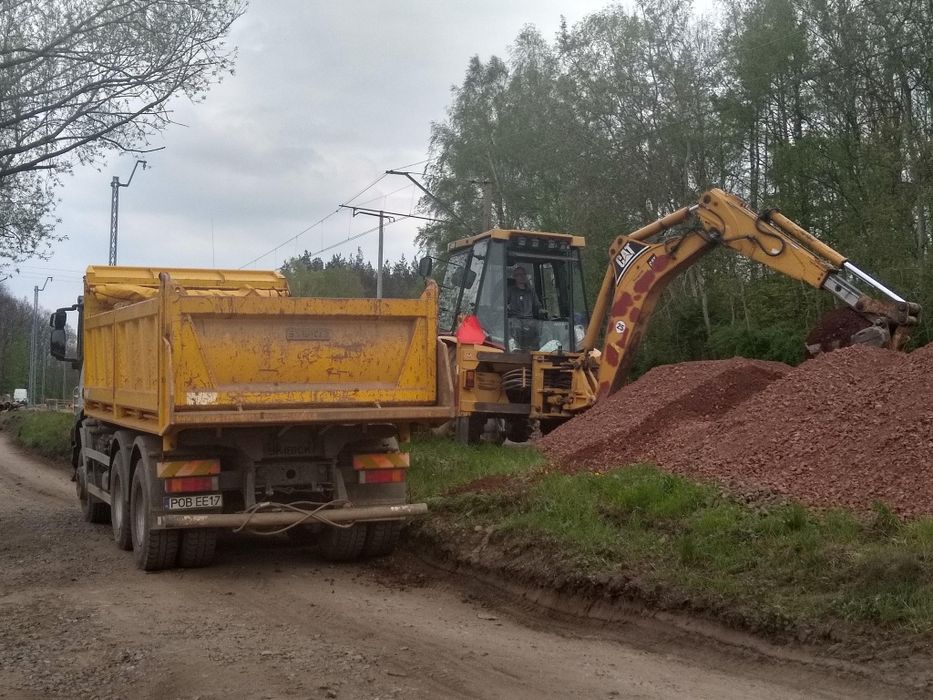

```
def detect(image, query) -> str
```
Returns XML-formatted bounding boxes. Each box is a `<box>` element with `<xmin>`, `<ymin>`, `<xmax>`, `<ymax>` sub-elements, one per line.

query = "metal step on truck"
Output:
<box><xmin>50</xmin><ymin>266</ymin><xmax>454</xmax><ymax>570</ymax></box>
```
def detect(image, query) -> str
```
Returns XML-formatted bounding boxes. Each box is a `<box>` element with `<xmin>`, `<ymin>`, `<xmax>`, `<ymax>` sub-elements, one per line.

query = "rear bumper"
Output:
<box><xmin>155</xmin><ymin>502</ymin><xmax>428</xmax><ymax>529</ymax></box>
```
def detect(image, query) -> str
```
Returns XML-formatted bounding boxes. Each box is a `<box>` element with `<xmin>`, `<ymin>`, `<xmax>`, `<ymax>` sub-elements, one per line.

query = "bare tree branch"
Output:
<box><xmin>0</xmin><ymin>0</ymin><xmax>245</xmax><ymax>266</ymax></box>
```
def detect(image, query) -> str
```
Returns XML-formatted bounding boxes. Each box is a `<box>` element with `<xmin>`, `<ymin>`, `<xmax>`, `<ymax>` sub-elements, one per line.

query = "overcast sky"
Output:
<box><xmin>8</xmin><ymin>0</ymin><xmax>648</xmax><ymax>310</ymax></box>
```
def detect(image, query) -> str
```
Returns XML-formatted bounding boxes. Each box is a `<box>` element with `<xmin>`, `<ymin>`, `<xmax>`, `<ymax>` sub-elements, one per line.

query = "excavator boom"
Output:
<box><xmin>580</xmin><ymin>189</ymin><xmax>920</xmax><ymax>401</ymax></box>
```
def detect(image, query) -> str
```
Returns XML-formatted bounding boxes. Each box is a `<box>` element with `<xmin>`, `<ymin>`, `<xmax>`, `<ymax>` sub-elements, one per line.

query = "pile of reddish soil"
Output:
<box><xmin>540</xmin><ymin>358</ymin><xmax>790</xmax><ymax>469</ymax></box>
<box><xmin>539</xmin><ymin>344</ymin><xmax>933</xmax><ymax>518</ymax></box>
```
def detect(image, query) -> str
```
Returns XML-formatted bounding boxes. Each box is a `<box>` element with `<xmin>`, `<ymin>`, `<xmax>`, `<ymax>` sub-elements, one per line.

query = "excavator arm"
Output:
<box><xmin>574</xmin><ymin>189</ymin><xmax>920</xmax><ymax>403</ymax></box>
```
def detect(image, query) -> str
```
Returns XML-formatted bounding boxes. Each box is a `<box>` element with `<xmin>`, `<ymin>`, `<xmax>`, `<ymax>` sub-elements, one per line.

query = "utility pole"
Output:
<box><xmin>28</xmin><ymin>276</ymin><xmax>52</xmax><ymax>406</ymax></box>
<box><xmin>338</xmin><ymin>206</ymin><xmax>397</xmax><ymax>299</ymax></box>
<box><xmin>109</xmin><ymin>159</ymin><xmax>147</xmax><ymax>265</ymax></box>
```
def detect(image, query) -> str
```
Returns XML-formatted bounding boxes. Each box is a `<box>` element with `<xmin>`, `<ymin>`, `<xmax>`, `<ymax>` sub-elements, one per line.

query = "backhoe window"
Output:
<box><xmin>475</xmin><ymin>239</ymin><xmax>506</xmax><ymax>346</ymax></box>
<box><xmin>438</xmin><ymin>249</ymin><xmax>470</xmax><ymax>332</ymax></box>
<box><xmin>570</xmin><ymin>250</ymin><xmax>588</xmax><ymax>344</ymax></box>
<box><xmin>457</xmin><ymin>239</ymin><xmax>487</xmax><ymax>323</ymax></box>
<box><xmin>505</xmin><ymin>244</ymin><xmax>588</xmax><ymax>352</ymax></box>
<box><xmin>540</xmin><ymin>264</ymin><xmax>560</xmax><ymax>316</ymax></box>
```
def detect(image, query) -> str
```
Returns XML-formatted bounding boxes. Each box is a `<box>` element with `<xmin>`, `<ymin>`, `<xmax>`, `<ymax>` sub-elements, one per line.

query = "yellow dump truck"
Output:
<box><xmin>50</xmin><ymin>266</ymin><xmax>454</xmax><ymax>570</ymax></box>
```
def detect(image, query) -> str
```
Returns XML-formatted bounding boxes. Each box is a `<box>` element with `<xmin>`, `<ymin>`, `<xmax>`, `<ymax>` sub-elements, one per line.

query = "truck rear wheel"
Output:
<box><xmin>110</xmin><ymin>453</ymin><xmax>132</xmax><ymax>550</ymax></box>
<box><xmin>362</xmin><ymin>521</ymin><xmax>402</xmax><ymax>558</ymax></box>
<box><xmin>285</xmin><ymin>525</ymin><xmax>317</xmax><ymax>545</ymax></box>
<box><xmin>318</xmin><ymin>524</ymin><xmax>366</xmax><ymax>562</ymax></box>
<box><xmin>178</xmin><ymin>530</ymin><xmax>217</xmax><ymax>568</ymax></box>
<box><xmin>77</xmin><ymin>463</ymin><xmax>110</xmax><ymax>524</ymax></box>
<box><xmin>130</xmin><ymin>465</ymin><xmax>178</xmax><ymax>571</ymax></box>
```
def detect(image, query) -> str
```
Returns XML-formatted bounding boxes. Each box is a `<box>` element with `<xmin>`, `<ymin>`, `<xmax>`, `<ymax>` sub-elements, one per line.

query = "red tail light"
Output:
<box><xmin>164</xmin><ymin>476</ymin><xmax>218</xmax><ymax>493</ymax></box>
<box><xmin>464</xmin><ymin>370</ymin><xmax>475</xmax><ymax>389</ymax></box>
<box><xmin>358</xmin><ymin>469</ymin><xmax>406</xmax><ymax>485</ymax></box>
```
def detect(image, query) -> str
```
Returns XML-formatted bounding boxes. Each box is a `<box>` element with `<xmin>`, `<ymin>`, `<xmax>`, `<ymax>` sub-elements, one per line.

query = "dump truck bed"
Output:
<box><xmin>81</xmin><ymin>266</ymin><xmax>452</xmax><ymax>434</ymax></box>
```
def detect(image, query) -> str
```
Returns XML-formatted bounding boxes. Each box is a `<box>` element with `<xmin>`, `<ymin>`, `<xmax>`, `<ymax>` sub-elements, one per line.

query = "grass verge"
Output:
<box><xmin>0</xmin><ymin>410</ymin><xmax>74</xmax><ymax>461</ymax></box>
<box><xmin>410</xmin><ymin>437</ymin><xmax>933</xmax><ymax>636</ymax></box>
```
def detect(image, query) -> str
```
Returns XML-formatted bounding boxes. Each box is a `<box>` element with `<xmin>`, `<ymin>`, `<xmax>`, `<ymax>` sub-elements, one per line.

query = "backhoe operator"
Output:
<box><xmin>507</xmin><ymin>265</ymin><xmax>543</xmax><ymax>350</ymax></box>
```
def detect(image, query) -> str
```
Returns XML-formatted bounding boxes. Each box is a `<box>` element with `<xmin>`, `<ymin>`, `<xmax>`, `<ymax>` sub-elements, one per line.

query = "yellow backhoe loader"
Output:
<box><xmin>430</xmin><ymin>189</ymin><xmax>919</xmax><ymax>443</ymax></box>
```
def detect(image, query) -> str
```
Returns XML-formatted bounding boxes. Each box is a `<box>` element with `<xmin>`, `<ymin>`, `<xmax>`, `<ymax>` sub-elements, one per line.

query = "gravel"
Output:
<box><xmin>539</xmin><ymin>344</ymin><xmax>933</xmax><ymax>518</ymax></box>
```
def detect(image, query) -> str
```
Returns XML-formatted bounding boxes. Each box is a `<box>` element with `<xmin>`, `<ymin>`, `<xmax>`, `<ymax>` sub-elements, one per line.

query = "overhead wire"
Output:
<box><xmin>238</xmin><ymin>208</ymin><xmax>341</xmax><ymax>269</ymax></box>
<box><xmin>304</xmin><ymin>216</ymin><xmax>408</xmax><ymax>260</ymax></box>
<box><xmin>238</xmin><ymin>172</ymin><xmax>393</xmax><ymax>269</ymax></box>
<box><xmin>239</xmin><ymin>159</ymin><xmax>435</xmax><ymax>270</ymax></box>
<box><xmin>354</xmin><ymin>181</ymin><xmax>414</xmax><ymax>209</ymax></box>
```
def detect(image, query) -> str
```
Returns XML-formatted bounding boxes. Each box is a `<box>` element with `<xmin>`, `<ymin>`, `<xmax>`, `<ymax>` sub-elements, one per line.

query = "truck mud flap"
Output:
<box><xmin>155</xmin><ymin>503</ymin><xmax>428</xmax><ymax>529</ymax></box>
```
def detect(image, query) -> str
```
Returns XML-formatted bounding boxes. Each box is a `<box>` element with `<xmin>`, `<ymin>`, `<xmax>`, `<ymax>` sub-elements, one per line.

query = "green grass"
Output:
<box><xmin>408</xmin><ymin>436</ymin><xmax>545</xmax><ymax>503</ymax></box>
<box><xmin>410</xmin><ymin>437</ymin><xmax>933</xmax><ymax>633</ymax></box>
<box><xmin>0</xmin><ymin>410</ymin><xmax>74</xmax><ymax>461</ymax></box>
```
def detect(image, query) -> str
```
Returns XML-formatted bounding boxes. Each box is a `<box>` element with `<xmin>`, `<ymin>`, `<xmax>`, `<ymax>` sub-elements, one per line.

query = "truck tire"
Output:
<box><xmin>178</xmin><ymin>530</ymin><xmax>217</xmax><ymax>568</ymax></box>
<box><xmin>362</xmin><ymin>521</ymin><xmax>402</xmax><ymax>558</ymax></box>
<box><xmin>318</xmin><ymin>524</ymin><xmax>366</xmax><ymax>562</ymax></box>
<box><xmin>285</xmin><ymin>525</ymin><xmax>316</xmax><ymax>545</ymax></box>
<box><xmin>110</xmin><ymin>453</ymin><xmax>132</xmax><ymax>550</ymax></box>
<box><xmin>130</xmin><ymin>465</ymin><xmax>178</xmax><ymax>571</ymax></box>
<box><xmin>77</xmin><ymin>464</ymin><xmax>110</xmax><ymax>524</ymax></box>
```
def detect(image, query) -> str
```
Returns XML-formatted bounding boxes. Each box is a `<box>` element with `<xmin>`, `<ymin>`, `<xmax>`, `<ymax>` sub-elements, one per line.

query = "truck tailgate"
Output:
<box><xmin>170</xmin><ymin>286</ymin><xmax>438</xmax><ymax>410</ymax></box>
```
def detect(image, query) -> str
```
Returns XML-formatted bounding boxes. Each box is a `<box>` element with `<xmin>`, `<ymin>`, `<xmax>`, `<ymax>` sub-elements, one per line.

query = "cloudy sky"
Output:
<box><xmin>7</xmin><ymin>0</ymin><xmax>629</xmax><ymax>311</ymax></box>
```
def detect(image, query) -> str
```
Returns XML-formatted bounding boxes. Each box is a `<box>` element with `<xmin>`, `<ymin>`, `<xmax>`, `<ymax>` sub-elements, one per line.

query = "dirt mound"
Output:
<box><xmin>539</xmin><ymin>358</ymin><xmax>790</xmax><ymax>469</ymax></box>
<box><xmin>540</xmin><ymin>344</ymin><xmax>933</xmax><ymax>518</ymax></box>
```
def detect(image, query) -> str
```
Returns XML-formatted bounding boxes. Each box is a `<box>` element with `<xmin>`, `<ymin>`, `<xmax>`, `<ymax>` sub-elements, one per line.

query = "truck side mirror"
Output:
<box><xmin>51</xmin><ymin>309</ymin><xmax>67</xmax><ymax>330</ymax></box>
<box><xmin>49</xmin><ymin>304</ymin><xmax>82</xmax><ymax>367</ymax></box>
<box><xmin>50</xmin><ymin>328</ymin><xmax>67</xmax><ymax>361</ymax></box>
<box><xmin>418</xmin><ymin>257</ymin><xmax>433</xmax><ymax>278</ymax></box>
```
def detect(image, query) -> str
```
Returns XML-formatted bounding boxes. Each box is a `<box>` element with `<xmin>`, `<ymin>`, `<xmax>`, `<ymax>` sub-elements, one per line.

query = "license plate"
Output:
<box><xmin>163</xmin><ymin>494</ymin><xmax>223</xmax><ymax>510</ymax></box>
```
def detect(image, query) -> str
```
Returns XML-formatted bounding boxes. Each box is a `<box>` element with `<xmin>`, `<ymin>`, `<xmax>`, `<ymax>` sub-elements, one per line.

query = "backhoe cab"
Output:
<box><xmin>436</xmin><ymin>229</ymin><xmax>589</xmax><ymax>443</ymax></box>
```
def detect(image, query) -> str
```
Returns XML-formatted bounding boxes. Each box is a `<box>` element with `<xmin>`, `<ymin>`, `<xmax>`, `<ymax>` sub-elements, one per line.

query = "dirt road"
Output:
<box><xmin>0</xmin><ymin>434</ymin><xmax>909</xmax><ymax>699</ymax></box>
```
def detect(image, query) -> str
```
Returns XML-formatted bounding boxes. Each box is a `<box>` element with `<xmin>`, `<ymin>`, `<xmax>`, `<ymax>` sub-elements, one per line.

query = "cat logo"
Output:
<box><xmin>613</xmin><ymin>240</ymin><xmax>649</xmax><ymax>285</ymax></box>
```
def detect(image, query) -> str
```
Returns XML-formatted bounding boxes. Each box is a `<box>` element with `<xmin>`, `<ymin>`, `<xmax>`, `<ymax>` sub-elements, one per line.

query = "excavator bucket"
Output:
<box><xmin>805</xmin><ymin>307</ymin><xmax>886</xmax><ymax>357</ymax></box>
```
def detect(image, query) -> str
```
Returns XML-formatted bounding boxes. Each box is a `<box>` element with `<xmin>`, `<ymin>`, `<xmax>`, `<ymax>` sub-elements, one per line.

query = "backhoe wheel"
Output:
<box><xmin>455</xmin><ymin>415</ymin><xmax>484</xmax><ymax>444</ymax></box>
<box><xmin>130</xmin><ymin>464</ymin><xmax>178</xmax><ymax>571</ymax></box>
<box><xmin>77</xmin><ymin>462</ymin><xmax>110</xmax><ymax>524</ymax></box>
<box><xmin>362</xmin><ymin>521</ymin><xmax>402</xmax><ymax>558</ymax></box>
<box><xmin>110</xmin><ymin>453</ymin><xmax>132</xmax><ymax>550</ymax></box>
<box><xmin>177</xmin><ymin>529</ymin><xmax>217</xmax><ymax>568</ymax></box>
<box><xmin>506</xmin><ymin>418</ymin><xmax>532</xmax><ymax>443</ymax></box>
<box><xmin>318</xmin><ymin>524</ymin><xmax>366</xmax><ymax>562</ymax></box>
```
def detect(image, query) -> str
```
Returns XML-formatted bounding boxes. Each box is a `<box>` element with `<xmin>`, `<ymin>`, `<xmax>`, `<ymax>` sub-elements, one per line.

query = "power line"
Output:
<box><xmin>238</xmin><ymin>160</ymin><xmax>435</xmax><ymax>270</ymax></box>
<box><xmin>239</xmin><ymin>173</ymin><xmax>392</xmax><ymax>269</ymax></box>
<box><xmin>355</xmin><ymin>181</ymin><xmax>415</xmax><ymax>209</ymax></box>
<box><xmin>17</xmin><ymin>264</ymin><xmax>86</xmax><ymax>274</ymax></box>
<box><xmin>389</xmin><ymin>158</ymin><xmax>428</xmax><ymax>172</ymax></box>
<box><xmin>343</xmin><ymin>173</ymin><xmax>388</xmax><ymax>206</ymax></box>
<box><xmin>239</xmin><ymin>209</ymin><xmax>340</xmax><ymax>269</ymax></box>
<box><xmin>302</xmin><ymin>217</ymin><xmax>405</xmax><ymax>260</ymax></box>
